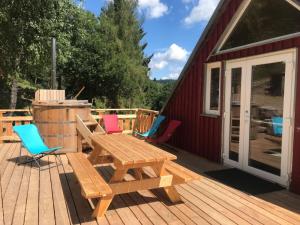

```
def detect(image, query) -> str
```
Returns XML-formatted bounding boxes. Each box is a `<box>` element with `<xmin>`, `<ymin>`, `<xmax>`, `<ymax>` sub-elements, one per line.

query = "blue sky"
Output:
<box><xmin>80</xmin><ymin>0</ymin><xmax>219</xmax><ymax>80</ymax></box>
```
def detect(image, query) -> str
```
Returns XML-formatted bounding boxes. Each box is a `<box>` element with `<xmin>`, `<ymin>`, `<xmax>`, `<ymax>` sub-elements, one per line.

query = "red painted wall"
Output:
<box><xmin>162</xmin><ymin>0</ymin><xmax>300</xmax><ymax>194</ymax></box>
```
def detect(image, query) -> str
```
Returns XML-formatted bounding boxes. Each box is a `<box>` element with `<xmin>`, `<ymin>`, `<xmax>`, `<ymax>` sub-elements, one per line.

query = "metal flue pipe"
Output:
<box><xmin>51</xmin><ymin>37</ymin><xmax>57</xmax><ymax>89</ymax></box>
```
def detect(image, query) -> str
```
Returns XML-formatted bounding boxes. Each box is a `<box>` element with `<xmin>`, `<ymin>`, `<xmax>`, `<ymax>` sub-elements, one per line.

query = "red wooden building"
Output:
<box><xmin>162</xmin><ymin>0</ymin><xmax>300</xmax><ymax>194</ymax></box>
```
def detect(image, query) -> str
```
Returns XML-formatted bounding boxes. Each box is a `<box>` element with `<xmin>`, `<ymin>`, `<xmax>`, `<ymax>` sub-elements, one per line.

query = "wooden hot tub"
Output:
<box><xmin>32</xmin><ymin>100</ymin><xmax>91</xmax><ymax>153</ymax></box>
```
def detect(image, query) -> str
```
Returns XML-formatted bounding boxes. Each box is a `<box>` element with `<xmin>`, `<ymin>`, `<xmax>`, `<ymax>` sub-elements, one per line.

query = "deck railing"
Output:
<box><xmin>0</xmin><ymin>108</ymin><xmax>159</xmax><ymax>143</ymax></box>
<box><xmin>0</xmin><ymin>109</ymin><xmax>33</xmax><ymax>142</ymax></box>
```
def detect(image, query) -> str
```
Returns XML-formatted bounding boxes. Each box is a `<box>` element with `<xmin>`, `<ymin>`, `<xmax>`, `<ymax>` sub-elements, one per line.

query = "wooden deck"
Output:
<box><xmin>0</xmin><ymin>143</ymin><xmax>300</xmax><ymax>225</ymax></box>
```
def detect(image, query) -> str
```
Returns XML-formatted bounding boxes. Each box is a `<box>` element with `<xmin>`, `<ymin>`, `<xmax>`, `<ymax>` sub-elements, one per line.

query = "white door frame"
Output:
<box><xmin>223</xmin><ymin>48</ymin><xmax>297</xmax><ymax>186</ymax></box>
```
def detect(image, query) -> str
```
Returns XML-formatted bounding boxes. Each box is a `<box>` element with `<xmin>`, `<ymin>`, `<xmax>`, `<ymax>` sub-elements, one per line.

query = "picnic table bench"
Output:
<box><xmin>67</xmin><ymin>134</ymin><xmax>200</xmax><ymax>218</ymax></box>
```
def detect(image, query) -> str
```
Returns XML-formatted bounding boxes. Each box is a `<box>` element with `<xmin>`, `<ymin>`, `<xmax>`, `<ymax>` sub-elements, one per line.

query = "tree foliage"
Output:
<box><xmin>0</xmin><ymin>0</ymin><xmax>174</xmax><ymax>111</ymax></box>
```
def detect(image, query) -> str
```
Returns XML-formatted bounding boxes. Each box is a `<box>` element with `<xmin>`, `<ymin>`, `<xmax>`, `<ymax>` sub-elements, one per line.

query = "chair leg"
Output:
<box><xmin>18</xmin><ymin>155</ymin><xmax>41</xmax><ymax>167</ymax></box>
<box><xmin>33</xmin><ymin>157</ymin><xmax>41</xmax><ymax>168</ymax></box>
<box><xmin>17</xmin><ymin>144</ymin><xmax>23</xmax><ymax>164</ymax></box>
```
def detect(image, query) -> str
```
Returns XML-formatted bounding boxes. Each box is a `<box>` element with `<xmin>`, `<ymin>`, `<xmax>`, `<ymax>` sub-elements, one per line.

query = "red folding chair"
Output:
<box><xmin>102</xmin><ymin>114</ymin><xmax>123</xmax><ymax>134</ymax></box>
<box><xmin>147</xmin><ymin>120</ymin><xmax>181</xmax><ymax>144</ymax></box>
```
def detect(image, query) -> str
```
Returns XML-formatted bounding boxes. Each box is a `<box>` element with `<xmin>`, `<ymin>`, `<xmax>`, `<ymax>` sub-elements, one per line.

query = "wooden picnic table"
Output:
<box><xmin>67</xmin><ymin>133</ymin><xmax>200</xmax><ymax>219</ymax></box>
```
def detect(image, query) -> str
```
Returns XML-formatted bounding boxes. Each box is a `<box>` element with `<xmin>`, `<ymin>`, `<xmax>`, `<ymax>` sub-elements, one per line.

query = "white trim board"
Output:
<box><xmin>203</xmin><ymin>62</ymin><xmax>222</xmax><ymax>115</ymax></box>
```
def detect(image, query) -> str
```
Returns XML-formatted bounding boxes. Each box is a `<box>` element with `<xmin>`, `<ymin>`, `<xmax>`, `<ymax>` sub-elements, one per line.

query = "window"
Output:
<box><xmin>220</xmin><ymin>0</ymin><xmax>300</xmax><ymax>52</ymax></box>
<box><xmin>204</xmin><ymin>62</ymin><xmax>221</xmax><ymax>115</ymax></box>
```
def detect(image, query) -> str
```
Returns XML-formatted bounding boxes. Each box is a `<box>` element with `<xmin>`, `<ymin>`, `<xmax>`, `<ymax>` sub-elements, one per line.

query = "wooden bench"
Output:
<box><xmin>164</xmin><ymin>161</ymin><xmax>201</xmax><ymax>184</ymax></box>
<box><xmin>66</xmin><ymin>153</ymin><xmax>112</xmax><ymax>199</ymax></box>
<box><xmin>142</xmin><ymin>160</ymin><xmax>201</xmax><ymax>185</ymax></box>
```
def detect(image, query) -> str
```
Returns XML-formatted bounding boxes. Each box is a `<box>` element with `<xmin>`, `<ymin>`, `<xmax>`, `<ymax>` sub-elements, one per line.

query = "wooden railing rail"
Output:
<box><xmin>0</xmin><ymin>115</ymin><xmax>33</xmax><ymax>143</ymax></box>
<box><xmin>92</xmin><ymin>108</ymin><xmax>158</xmax><ymax>134</ymax></box>
<box><xmin>0</xmin><ymin>108</ymin><xmax>159</xmax><ymax>143</ymax></box>
<box><xmin>133</xmin><ymin>109</ymin><xmax>159</xmax><ymax>133</ymax></box>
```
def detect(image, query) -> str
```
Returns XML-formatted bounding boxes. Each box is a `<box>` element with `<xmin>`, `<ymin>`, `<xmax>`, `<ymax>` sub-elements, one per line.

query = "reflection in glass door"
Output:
<box><xmin>229</xmin><ymin>68</ymin><xmax>242</xmax><ymax>162</ymax></box>
<box><xmin>248</xmin><ymin>62</ymin><xmax>285</xmax><ymax>176</ymax></box>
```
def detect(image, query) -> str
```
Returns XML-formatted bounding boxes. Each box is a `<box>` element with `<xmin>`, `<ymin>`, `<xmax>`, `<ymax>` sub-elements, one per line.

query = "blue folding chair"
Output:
<box><xmin>272</xmin><ymin>117</ymin><xmax>283</xmax><ymax>137</ymax></box>
<box><xmin>13</xmin><ymin>124</ymin><xmax>63</xmax><ymax>168</ymax></box>
<box><xmin>135</xmin><ymin>115</ymin><xmax>165</xmax><ymax>138</ymax></box>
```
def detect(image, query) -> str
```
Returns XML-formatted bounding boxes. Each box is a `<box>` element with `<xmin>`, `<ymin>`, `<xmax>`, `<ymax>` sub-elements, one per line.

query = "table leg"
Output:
<box><xmin>133</xmin><ymin>168</ymin><xmax>144</xmax><ymax>180</ymax></box>
<box><xmin>163</xmin><ymin>186</ymin><xmax>182</xmax><ymax>203</ymax></box>
<box><xmin>92</xmin><ymin>167</ymin><xmax>128</xmax><ymax>218</ymax></box>
<box><xmin>88</xmin><ymin>145</ymin><xmax>103</xmax><ymax>165</ymax></box>
<box><xmin>92</xmin><ymin>195</ymin><xmax>114</xmax><ymax>218</ymax></box>
<box><xmin>110</xmin><ymin>168</ymin><xmax>128</xmax><ymax>183</ymax></box>
<box><xmin>152</xmin><ymin>162</ymin><xmax>181</xmax><ymax>203</ymax></box>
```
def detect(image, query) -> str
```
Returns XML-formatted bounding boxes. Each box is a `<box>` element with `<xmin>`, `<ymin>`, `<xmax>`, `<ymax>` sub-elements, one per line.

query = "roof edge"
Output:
<box><xmin>160</xmin><ymin>0</ymin><xmax>228</xmax><ymax>114</ymax></box>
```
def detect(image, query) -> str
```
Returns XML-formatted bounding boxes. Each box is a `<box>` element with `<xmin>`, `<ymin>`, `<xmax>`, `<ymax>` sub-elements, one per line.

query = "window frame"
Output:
<box><xmin>204</xmin><ymin>62</ymin><xmax>222</xmax><ymax>116</ymax></box>
<box><xmin>212</xmin><ymin>0</ymin><xmax>300</xmax><ymax>55</ymax></box>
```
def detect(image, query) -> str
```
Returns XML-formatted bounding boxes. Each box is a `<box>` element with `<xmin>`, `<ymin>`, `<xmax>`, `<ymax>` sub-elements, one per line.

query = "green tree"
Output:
<box><xmin>96</xmin><ymin>0</ymin><xmax>151</xmax><ymax>108</ymax></box>
<box><xmin>0</xmin><ymin>0</ymin><xmax>78</xmax><ymax>108</ymax></box>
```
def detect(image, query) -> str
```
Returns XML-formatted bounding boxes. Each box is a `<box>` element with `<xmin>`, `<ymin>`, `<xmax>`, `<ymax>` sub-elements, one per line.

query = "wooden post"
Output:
<box><xmin>0</xmin><ymin>112</ymin><xmax>3</xmax><ymax>144</ymax></box>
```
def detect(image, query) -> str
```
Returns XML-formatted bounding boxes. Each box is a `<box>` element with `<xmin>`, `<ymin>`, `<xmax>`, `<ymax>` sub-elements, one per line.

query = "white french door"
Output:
<box><xmin>223</xmin><ymin>49</ymin><xmax>296</xmax><ymax>186</ymax></box>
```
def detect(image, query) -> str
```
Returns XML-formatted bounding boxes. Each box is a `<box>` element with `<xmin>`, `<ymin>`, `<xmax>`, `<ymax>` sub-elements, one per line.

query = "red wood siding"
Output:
<box><xmin>162</xmin><ymin>0</ymin><xmax>300</xmax><ymax>194</ymax></box>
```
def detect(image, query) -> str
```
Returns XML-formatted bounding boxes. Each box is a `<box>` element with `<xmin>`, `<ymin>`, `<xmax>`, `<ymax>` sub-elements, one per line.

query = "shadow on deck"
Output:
<box><xmin>0</xmin><ymin>142</ymin><xmax>300</xmax><ymax>225</ymax></box>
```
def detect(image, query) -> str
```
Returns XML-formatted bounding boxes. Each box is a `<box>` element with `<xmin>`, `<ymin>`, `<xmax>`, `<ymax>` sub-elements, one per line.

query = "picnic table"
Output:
<box><xmin>67</xmin><ymin>134</ymin><xmax>200</xmax><ymax>218</ymax></box>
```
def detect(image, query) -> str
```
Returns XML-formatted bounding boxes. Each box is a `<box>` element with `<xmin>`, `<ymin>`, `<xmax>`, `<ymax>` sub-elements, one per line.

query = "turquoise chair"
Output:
<box><xmin>13</xmin><ymin>124</ymin><xmax>62</xmax><ymax>168</ymax></box>
<box><xmin>135</xmin><ymin>115</ymin><xmax>165</xmax><ymax>138</ymax></box>
<box><xmin>272</xmin><ymin>117</ymin><xmax>283</xmax><ymax>137</ymax></box>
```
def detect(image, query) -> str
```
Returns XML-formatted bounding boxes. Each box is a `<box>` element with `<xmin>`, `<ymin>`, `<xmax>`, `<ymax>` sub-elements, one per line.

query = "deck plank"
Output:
<box><xmin>200</xmin><ymin>178</ymin><xmax>299</xmax><ymax>225</ymax></box>
<box><xmin>60</xmin><ymin>155</ymin><xmax>110</xmax><ymax>225</ymax></box>
<box><xmin>119</xmin><ymin>194</ymin><xmax>154</xmax><ymax>225</ymax></box>
<box><xmin>56</xmin><ymin>155</ymin><xmax>81</xmax><ymax>225</ymax></box>
<box><xmin>39</xmin><ymin>156</ymin><xmax>56</xmax><ymax>225</ymax></box>
<box><xmin>24</xmin><ymin>161</ymin><xmax>39</xmax><ymax>225</ymax></box>
<box><xmin>11</xmin><ymin>162</ymin><xmax>31</xmax><ymax>225</ymax></box>
<box><xmin>1</xmin><ymin>143</ymin><xmax>19</xmax><ymax>194</ymax></box>
<box><xmin>0</xmin><ymin>143</ymin><xmax>299</xmax><ymax>225</ymax></box>
<box><xmin>179</xmin><ymin>195</ymin><xmax>220</xmax><ymax>225</ymax></box>
<box><xmin>0</xmin><ymin>178</ymin><xmax>4</xmax><ymax>225</ymax></box>
<box><xmin>49</xmin><ymin>155</ymin><xmax>72</xmax><ymax>225</ymax></box>
<box><xmin>101</xmin><ymin>166</ymin><xmax>167</xmax><ymax>225</ymax></box>
<box><xmin>100</xmin><ymin>167</ymin><xmax>142</xmax><ymax>225</ymax></box>
<box><xmin>103</xmin><ymin>166</ymin><xmax>185</xmax><ymax>225</ymax></box>
<box><xmin>189</xmin><ymin>181</ymin><xmax>273</xmax><ymax>225</ymax></box>
<box><xmin>2</xmin><ymin>147</ymin><xmax>26</xmax><ymax>225</ymax></box>
<box><xmin>176</xmin><ymin>186</ymin><xmax>236</xmax><ymax>225</ymax></box>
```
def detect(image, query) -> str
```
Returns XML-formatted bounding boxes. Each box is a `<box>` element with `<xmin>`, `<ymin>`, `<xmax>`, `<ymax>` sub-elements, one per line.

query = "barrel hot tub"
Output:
<box><xmin>32</xmin><ymin>100</ymin><xmax>91</xmax><ymax>153</ymax></box>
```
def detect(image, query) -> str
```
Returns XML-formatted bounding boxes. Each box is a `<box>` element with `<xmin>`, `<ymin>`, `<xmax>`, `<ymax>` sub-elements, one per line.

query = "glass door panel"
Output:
<box><xmin>229</xmin><ymin>68</ymin><xmax>242</xmax><ymax>162</ymax></box>
<box><xmin>248</xmin><ymin>62</ymin><xmax>285</xmax><ymax>175</ymax></box>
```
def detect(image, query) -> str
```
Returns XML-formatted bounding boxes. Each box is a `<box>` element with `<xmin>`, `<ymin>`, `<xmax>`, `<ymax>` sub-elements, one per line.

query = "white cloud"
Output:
<box><xmin>162</xmin><ymin>72</ymin><xmax>180</xmax><ymax>80</ymax></box>
<box><xmin>151</xmin><ymin>60</ymin><xmax>168</xmax><ymax>70</ymax></box>
<box><xmin>161</xmin><ymin>66</ymin><xmax>183</xmax><ymax>80</ymax></box>
<box><xmin>149</xmin><ymin>44</ymin><xmax>189</xmax><ymax>70</ymax></box>
<box><xmin>184</xmin><ymin>0</ymin><xmax>219</xmax><ymax>25</ymax></box>
<box><xmin>138</xmin><ymin>0</ymin><xmax>168</xmax><ymax>18</ymax></box>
